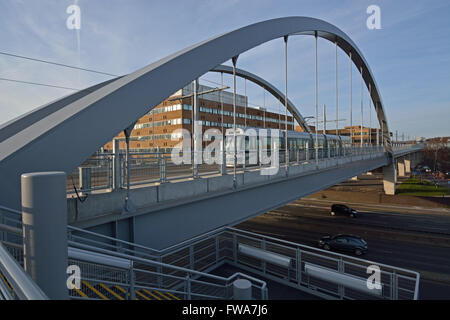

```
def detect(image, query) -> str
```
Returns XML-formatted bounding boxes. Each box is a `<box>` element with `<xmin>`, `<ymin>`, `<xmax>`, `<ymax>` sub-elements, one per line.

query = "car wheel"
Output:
<box><xmin>323</xmin><ymin>244</ymin><xmax>331</xmax><ymax>251</ymax></box>
<box><xmin>354</xmin><ymin>249</ymin><xmax>362</xmax><ymax>256</ymax></box>
<box><xmin>330</xmin><ymin>212</ymin><xmax>335</xmax><ymax>216</ymax></box>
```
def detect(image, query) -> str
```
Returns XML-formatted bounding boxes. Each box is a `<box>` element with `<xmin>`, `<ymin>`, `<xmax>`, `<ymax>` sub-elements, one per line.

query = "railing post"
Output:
<box><xmin>263</xmin><ymin>287</ymin><xmax>269</xmax><ymax>300</ymax></box>
<box><xmin>390</xmin><ymin>273</ymin><xmax>394</xmax><ymax>299</ymax></box>
<box><xmin>129</xmin><ymin>263</ymin><xmax>136</xmax><ymax>300</ymax></box>
<box><xmin>107</xmin><ymin>155</ymin><xmax>113</xmax><ymax>189</ymax></box>
<box><xmin>112</xmin><ymin>139</ymin><xmax>121</xmax><ymax>191</ymax></box>
<box><xmin>215</xmin><ymin>235</ymin><xmax>220</xmax><ymax>266</ymax></box>
<box><xmin>233</xmin><ymin>233</ymin><xmax>238</xmax><ymax>265</ymax></box>
<box><xmin>220</xmin><ymin>138</ymin><xmax>226</xmax><ymax>175</ymax></box>
<box><xmin>78</xmin><ymin>167</ymin><xmax>91</xmax><ymax>194</ymax></box>
<box><xmin>157</xmin><ymin>256</ymin><xmax>163</xmax><ymax>288</ymax></box>
<box><xmin>120</xmin><ymin>157</ymin><xmax>125</xmax><ymax>188</ymax></box>
<box><xmin>261</xmin><ymin>239</ymin><xmax>267</xmax><ymax>274</ymax></box>
<box><xmin>233</xmin><ymin>279</ymin><xmax>252</xmax><ymax>300</ymax></box>
<box><xmin>189</xmin><ymin>244</ymin><xmax>194</xmax><ymax>270</ymax></box>
<box><xmin>305</xmin><ymin>145</ymin><xmax>309</xmax><ymax>162</ymax></box>
<box><xmin>157</xmin><ymin>150</ymin><xmax>161</xmax><ymax>182</ymax></box>
<box><xmin>21</xmin><ymin>172</ymin><xmax>68</xmax><ymax>300</ymax></box>
<box><xmin>392</xmin><ymin>271</ymin><xmax>398</xmax><ymax>300</ymax></box>
<box><xmin>338</xmin><ymin>257</ymin><xmax>345</xmax><ymax>299</ymax></box>
<box><xmin>186</xmin><ymin>274</ymin><xmax>191</xmax><ymax>300</ymax></box>
<box><xmin>296</xmin><ymin>248</ymin><xmax>302</xmax><ymax>286</ymax></box>
<box><xmin>159</xmin><ymin>153</ymin><xmax>166</xmax><ymax>183</ymax></box>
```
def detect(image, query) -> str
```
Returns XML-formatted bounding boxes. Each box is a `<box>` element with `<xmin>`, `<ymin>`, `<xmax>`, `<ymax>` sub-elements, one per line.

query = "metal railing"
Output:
<box><xmin>0</xmin><ymin>243</ymin><xmax>48</xmax><ymax>300</ymax></box>
<box><xmin>0</xmin><ymin>206</ymin><xmax>47</xmax><ymax>300</ymax></box>
<box><xmin>0</xmin><ymin>206</ymin><xmax>268</xmax><ymax>300</ymax></box>
<box><xmin>65</xmin><ymin>145</ymin><xmax>401</xmax><ymax>195</ymax></box>
<box><xmin>68</xmin><ymin>247</ymin><xmax>267</xmax><ymax>300</ymax></box>
<box><xmin>1</xmin><ymin>194</ymin><xmax>421</xmax><ymax>300</ymax></box>
<box><xmin>67</xmin><ymin>153</ymin><xmax>113</xmax><ymax>194</ymax></box>
<box><xmin>0</xmin><ymin>205</ymin><xmax>23</xmax><ymax>263</ymax></box>
<box><xmin>220</xmin><ymin>228</ymin><xmax>419</xmax><ymax>300</ymax></box>
<box><xmin>67</xmin><ymin>224</ymin><xmax>419</xmax><ymax>300</ymax></box>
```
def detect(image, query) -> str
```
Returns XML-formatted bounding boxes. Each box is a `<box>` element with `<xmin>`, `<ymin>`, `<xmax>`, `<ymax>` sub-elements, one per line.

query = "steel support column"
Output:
<box><xmin>398</xmin><ymin>157</ymin><xmax>406</xmax><ymax>177</ymax></box>
<box><xmin>21</xmin><ymin>172</ymin><xmax>68</xmax><ymax>300</ymax></box>
<box><xmin>360</xmin><ymin>66</ymin><xmax>363</xmax><ymax>148</ymax></box>
<box><xmin>383</xmin><ymin>162</ymin><xmax>396</xmax><ymax>195</ymax></box>
<box><xmin>314</xmin><ymin>32</ymin><xmax>319</xmax><ymax>165</ymax></box>
<box><xmin>232</xmin><ymin>56</ymin><xmax>238</xmax><ymax>186</ymax></box>
<box><xmin>122</xmin><ymin>123</ymin><xmax>136</xmax><ymax>214</ymax></box>
<box><xmin>284</xmin><ymin>35</ymin><xmax>289</xmax><ymax>170</ymax></box>
<box><xmin>349</xmin><ymin>51</ymin><xmax>353</xmax><ymax>146</ymax></box>
<box><xmin>335</xmin><ymin>39</ymin><xmax>339</xmax><ymax>136</ymax></box>
<box><xmin>112</xmin><ymin>139</ymin><xmax>121</xmax><ymax>191</ymax></box>
<box><xmin>193</xmin><ymin>79</ymin><xmax>199</xmax><ymax>178</ymax></box>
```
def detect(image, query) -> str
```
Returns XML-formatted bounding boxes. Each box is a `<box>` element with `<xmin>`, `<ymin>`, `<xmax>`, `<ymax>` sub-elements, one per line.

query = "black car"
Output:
<box><xmin>330</xmin><ymin>204</ymin><xmax>357</xmax><ymax>218</ymax></box>
<box><xmin>318</xmin><ymin>234</ymin><xmax>368</xmax><ymax>256</ymax></box>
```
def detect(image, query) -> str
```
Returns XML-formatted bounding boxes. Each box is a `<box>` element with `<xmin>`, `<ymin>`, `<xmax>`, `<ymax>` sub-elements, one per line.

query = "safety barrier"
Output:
<box><xmin>64</xmin><ymin>144</ymin><xmax>421</xmax><ymax>195</ymax></box>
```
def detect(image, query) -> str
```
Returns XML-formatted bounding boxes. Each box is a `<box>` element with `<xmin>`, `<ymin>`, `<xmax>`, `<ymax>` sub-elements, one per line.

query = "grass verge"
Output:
<box><xmin>396</xmin><ymin>176</ymin><xmax>449</xmax><ymax>197</ymax></box>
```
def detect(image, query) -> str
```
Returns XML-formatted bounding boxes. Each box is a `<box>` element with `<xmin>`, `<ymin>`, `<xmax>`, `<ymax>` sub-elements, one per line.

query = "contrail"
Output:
<box><xmin>74</xmin><ymin>0</ymin><xmax>81</xmax><ymax>87</ymax></box>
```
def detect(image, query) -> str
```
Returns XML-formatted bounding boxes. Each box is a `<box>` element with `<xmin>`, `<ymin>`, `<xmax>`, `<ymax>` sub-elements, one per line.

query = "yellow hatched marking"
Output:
<box><xmin>0</xmin><ymin>273</ymin><xmax>12</xmax><ymax>291</ymax></box>
<box><xmin>154</xmin><ymin>289</ymin><xmax>172</xmax><ymax>300</ymax></box>
<box><xmin>135</xmin><ymin>290</ymin><xmax>150</xmax><ymax>300</ymax></box>
<box><xmin>99</xmin><ymin>283</ymin><xmax>124</xmax><ymax>300</ymax></box>
<box><xmin>114</xmin><ymin>285</ymin><xmax>126</xmax><ymax>293</ymax></box>
<box><xmin>82</xmin><ymin>280</ymin><xmax>108</xmax><ymax>300</ymax></box>
<box><xmin>114</xmin><ymin>285</ymin><xmax>138</xmax><ymax>300</ymax></box>
<box><xmin>73</xmin><ymin>287</ymin><xmax>88</xmax><ymax>298</ymax></box>
<box><xmin>142</xmin><ymin>288</ymin><xmax>162</xmax><ymax>300</ymax></box>
<box><xmin>164</xmin><ymin>291</ymin><xmax>181</xmax><ymax>300</ymax></box>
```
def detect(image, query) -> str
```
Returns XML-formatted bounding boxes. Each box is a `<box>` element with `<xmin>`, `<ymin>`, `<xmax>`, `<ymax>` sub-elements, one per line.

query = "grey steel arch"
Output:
<box><xmin>211</xmin><ymin>65</ymin><xmax>311</xmax><ymax>133</ymax></box>
<box><xmin>0</xmin><ymin>77</ymin><xmax>122</xmax><ymax>143</ymax></box>
<box><xmin>0</xmin><ymin>16</ymin><xmax>391</xmax><ymax>210</ymax></box>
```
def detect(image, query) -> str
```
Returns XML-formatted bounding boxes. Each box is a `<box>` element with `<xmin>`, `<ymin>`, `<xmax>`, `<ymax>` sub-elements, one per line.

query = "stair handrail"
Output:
<box><xmin>0</xmin><ymin>242</ymin><xmax>48</xmax><ymax>300</ymax></box>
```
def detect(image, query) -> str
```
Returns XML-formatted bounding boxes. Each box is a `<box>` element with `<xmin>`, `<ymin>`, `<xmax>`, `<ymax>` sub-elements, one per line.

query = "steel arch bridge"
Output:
<box><xmin>0</xmin><ymin>16</ymin><xmax>392</xmax><ymax>210</ymax></box>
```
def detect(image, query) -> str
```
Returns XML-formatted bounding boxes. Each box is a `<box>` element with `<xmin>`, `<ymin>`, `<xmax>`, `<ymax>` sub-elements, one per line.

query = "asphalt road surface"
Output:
<box><xmin>237</xmin><ymin>199</ymin><xmax>450</xmax><ymax>299</ymax></box>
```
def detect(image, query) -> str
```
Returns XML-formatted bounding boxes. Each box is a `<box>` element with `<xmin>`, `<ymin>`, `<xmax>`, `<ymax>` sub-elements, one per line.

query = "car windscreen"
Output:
<box><xmin>355</xmin><ymin>238</ymin><xmax>367</xmax><ymax>245</ymax></box>
<box><xmin>349</xmin><ymin>238</ymin><xmax>366</xmax><ymax>245</ymax></box>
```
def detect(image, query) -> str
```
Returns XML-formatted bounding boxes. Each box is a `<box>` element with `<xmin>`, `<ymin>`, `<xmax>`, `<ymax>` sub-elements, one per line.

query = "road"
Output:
<box><xmin>236</xmin><ymin>199</ymin><xmax>450</xmax><ymax>299</ymax></box>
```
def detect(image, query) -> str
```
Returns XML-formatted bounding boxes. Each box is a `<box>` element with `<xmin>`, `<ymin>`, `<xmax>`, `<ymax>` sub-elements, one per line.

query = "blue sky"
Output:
<box><xmin>0</xmin><ymin>0</ymin><xmax>449</xmax><ymax>138</ymax></box>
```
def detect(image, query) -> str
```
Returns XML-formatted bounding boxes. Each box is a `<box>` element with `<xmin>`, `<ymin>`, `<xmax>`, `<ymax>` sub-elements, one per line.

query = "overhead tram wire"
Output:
<box><xmin>0</xmin><ymin>51</ymin><xmax>119</xmax><ymax>77</ymax></box>
<box><xmin>0</xmin><ymin>77</ymin><xmax>80</xmax><ymax>91</ymax></box>
<box><xmin>0</xmin><ymin>51</ymin><xmax>299</xmax><ymax>118</ymax></box>
<box><xmin>0</xmin><ymin>50</ymin><xmax>121</xmax><ymax>91</ymax></box>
